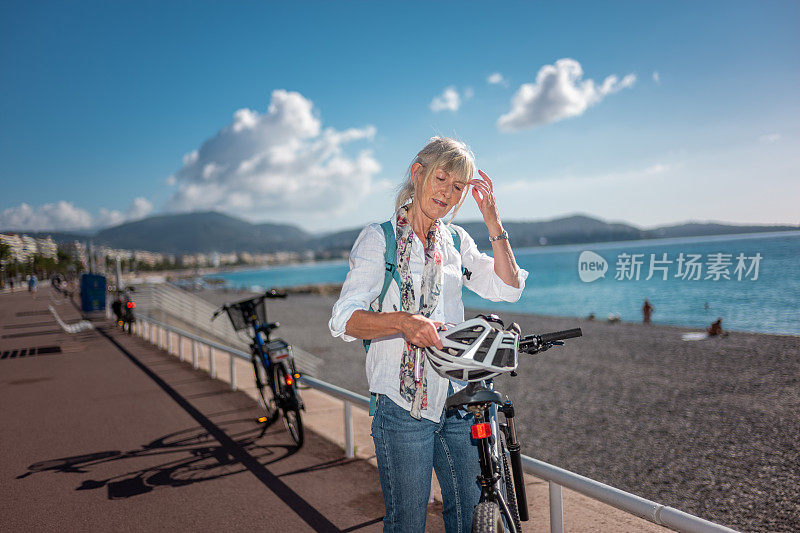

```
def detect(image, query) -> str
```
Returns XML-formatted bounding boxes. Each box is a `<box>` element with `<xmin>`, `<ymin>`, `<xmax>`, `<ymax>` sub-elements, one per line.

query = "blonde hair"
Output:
<box><xmin>395</xmin><ymin>136</ymin><xmax>475</xmax><ymax>224</ymax></box>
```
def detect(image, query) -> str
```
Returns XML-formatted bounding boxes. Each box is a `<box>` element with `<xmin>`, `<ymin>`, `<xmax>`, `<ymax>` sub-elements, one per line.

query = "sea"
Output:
<box><xmin>209</xmin><ymin>230</ymin><xmax>800</xmax><ymax>336</ymax></box>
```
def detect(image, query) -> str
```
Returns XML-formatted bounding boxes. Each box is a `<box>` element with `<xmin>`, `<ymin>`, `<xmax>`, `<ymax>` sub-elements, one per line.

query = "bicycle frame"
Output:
<box><xmin>245</xmin><ymin>306</ymin><xmax>300</xmax><ymax>409</ymax></box>
<box><xmin>250</xmin><ymin>318</ymin><xmax>299</xmax><ymax>408</ymax></box>
<box><xmin>212</xmin><ymin>292</ymin><xmax>304</xmax><ymax>443</ymax></box>
<box><xmin>464</xmin><ymin>380</ymin><xmax>526</xmax><ymax>533</ymax></box>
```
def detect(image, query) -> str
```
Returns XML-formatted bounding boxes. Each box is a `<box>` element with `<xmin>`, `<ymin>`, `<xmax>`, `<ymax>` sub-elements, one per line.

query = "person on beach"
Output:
<box><xmin>642</xmin><ymin>299</ymin><xmax>654</xmax><ymax>324</ymax></box>
<box><xmin>329</xmin><ymin>137</ymin><xmax>528</xmax><ymax>532</ymax></box>
<box><xmin>708</xmin><ymin>317</ymin><xmax>725</xmax><ymax>337</ymax></box>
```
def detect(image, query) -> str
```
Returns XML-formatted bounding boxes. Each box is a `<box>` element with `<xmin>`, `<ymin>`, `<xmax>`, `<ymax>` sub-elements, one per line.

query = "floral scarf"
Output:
<box><xmin>396</xmin><ymin>204</ymin><xmax>443</xmax><ymax>419</ymax></box>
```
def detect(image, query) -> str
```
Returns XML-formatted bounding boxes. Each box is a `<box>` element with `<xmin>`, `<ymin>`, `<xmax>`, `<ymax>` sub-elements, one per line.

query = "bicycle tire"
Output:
<box><xmin>252</xmin><ymin>355</ymin><xmax>280</xmax><ymax>426</ymax></box>
<box><xmin>472</xmin><ymin>501</ymin><xmax>503</xmax><ymax>533</ymax></box>
<box><xmin>500</xmin><ymin>442</ymin><xmax>522</xmax><ymax>532</ymax></box>
<box><xmin>273</xmin><ymin>361</ymin><xmax>304</xmax><ymax>447</ymax></box>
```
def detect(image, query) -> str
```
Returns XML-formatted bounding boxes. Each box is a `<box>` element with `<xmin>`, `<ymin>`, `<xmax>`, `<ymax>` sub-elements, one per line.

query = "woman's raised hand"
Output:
<box><xmin>401</xmin><ymin>313</ymin><xmax>444</xmax><ymax>349</ymax></box>
<box><xmin>470</xmin><ymin>169</ymin><xmax>503</xmax><ymax>235</ymax></box>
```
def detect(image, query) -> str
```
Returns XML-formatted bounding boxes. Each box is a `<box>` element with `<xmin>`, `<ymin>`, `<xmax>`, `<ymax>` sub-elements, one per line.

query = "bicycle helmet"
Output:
<box><xmin>425</xmin><ymin>316</ymin><xmax>519</xmax><ymax>382</ymax></box>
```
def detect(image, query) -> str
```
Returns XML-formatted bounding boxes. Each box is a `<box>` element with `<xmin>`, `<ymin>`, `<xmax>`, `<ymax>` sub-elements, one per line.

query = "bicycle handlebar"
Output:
<box><xmin>263</xmin><ymin>289</ymin><xmax>287</xmax><ymax>299</ymax></box>
<box><xmin>540</xmin><ymin>328</ymin><xmax>583</xmax><ymax>343</ymax></box>
<box><xmin>210</xmin><ymin>289</ymin><xmax>287</xmax><ymax>322</ymax></box>
<box><xmin>518</xmin><ymin>327</ymin><xmax>583</xmax><ymax>353</ymax></box>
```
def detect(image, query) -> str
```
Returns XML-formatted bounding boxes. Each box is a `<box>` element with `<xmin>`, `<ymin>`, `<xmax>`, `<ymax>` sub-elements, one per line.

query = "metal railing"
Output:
<box><xmin>130</xmin><ymin>282</ymin><xmax>321</xmax><ymax>376</ymax></box>
<box><xmin>129</xmin><ymin>314</ymin><xmax>738</xmax><ymax>533</ymax></box>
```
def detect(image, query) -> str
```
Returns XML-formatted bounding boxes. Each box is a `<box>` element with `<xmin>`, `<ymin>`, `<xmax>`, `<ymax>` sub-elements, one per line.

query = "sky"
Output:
<box><xmin>1</xmin><ymin>0</ymin><xmax>798</xmax><ymax>234</ymax></box>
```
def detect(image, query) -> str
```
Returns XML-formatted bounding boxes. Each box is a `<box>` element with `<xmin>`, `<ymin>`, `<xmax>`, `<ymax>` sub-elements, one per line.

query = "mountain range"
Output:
<box><xmin>7</xmin><ymin>211</ymin><xmax>798</xmax><ymax>255</ymax></box>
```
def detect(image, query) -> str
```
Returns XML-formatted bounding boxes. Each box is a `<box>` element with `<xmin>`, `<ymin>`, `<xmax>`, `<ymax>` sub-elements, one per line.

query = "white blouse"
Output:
<box><xmin>329</xmin><ymin>215</ymin><xmax>529</xmax><ymax>422</ymax></box>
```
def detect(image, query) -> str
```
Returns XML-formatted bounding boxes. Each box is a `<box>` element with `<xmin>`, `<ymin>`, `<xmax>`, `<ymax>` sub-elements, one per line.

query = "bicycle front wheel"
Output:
<box><xmin>472</xmin><ymin>501</ymin><xmax>503</xmax><ymax>533</ymax></box>
<box><xmin>273</xmin><ymin>361</ymin><xmax>304</xmax><ymax>447</ymax></box>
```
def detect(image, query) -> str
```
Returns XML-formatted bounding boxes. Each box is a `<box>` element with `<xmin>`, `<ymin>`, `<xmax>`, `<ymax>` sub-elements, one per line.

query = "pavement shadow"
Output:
<box><xmin>91</xmin><ymin>323</ymin><xmax>343</xmax><ymax>532</ymax></box>
<box><xmin>17</xmin><ymin>418</ymin><xmax>297</xmax><ymax>500</ymax></box>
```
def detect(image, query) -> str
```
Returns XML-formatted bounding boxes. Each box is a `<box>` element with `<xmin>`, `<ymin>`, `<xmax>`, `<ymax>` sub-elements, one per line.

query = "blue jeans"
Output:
<box><xmin>370</xmin><ymin>392</ymin><xmax>482</xmax><ymax>532</ymax></box>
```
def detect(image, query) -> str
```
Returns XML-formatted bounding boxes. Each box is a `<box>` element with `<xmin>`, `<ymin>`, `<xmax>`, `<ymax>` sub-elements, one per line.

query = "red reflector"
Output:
<box><xmin>126</xmin><ymin>301</ymin><xmax>135</xmax><ymax>309</ymax></box>
<box><xmin>285</xmin><ymin>375</ymin><xmax>293</xmax><ymax>386</ymax></box>
<box><xmin>471</xmin><ymin>423</ymin><xmax>492</xmax><ymax>439</ymax></box>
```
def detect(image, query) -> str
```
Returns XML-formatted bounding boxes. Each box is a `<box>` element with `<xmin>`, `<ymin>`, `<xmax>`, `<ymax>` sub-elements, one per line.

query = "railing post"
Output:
<box><xmin>209</xmin><ymin>346</ymin><xmax>216</xmax><ymax>378</ymax></box>
<box><xmin>229</xmin><ymin>353</ymin><xmax>236</xmax><ymax>390</ymax></box>
<box><xmin>192</xmin><ymin>340</ymin><xmax>198</xmax><ymax>369</ymax></box>
<box><xmin>549</xmin><ymin>481</ymin><xmax>564</xmax><ymax>533</ymax></box>
<box><xmin>344</xmin><ymin>401</ymin><xmax>354</xmax><ymax>459</ymax></box>
<box><xmin>178</xmin><ymin>334</ymin><xmax>184</xmax><ymax>362</ymax></box>
<box><xmin>158</xmin><ymin>326</ymin><xmax>164</xmax><ymax>350</ymax></box>
<box><xmin>167</xmin><ymin>331</ymin><xmax>172</xmax><ymax>355</ymax></box>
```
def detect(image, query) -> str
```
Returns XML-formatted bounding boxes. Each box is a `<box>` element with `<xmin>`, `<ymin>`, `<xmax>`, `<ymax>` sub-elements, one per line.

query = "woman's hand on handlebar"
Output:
<box><xmin>401</xmin><ymin>314</ymin><xmax>444</xmax><ymax>349</ymax></box>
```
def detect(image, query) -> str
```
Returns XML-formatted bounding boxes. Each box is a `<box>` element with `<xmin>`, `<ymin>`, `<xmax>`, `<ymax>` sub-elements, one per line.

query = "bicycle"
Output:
<box><xmin>429</xmin><ymin>313</ymin><xmax>582</xmax><ymax>533</ymax></box>
<box><xmin>212</xmin><ymin>289</ymin><xmax>305</xmax><ymax>447</ymax></box>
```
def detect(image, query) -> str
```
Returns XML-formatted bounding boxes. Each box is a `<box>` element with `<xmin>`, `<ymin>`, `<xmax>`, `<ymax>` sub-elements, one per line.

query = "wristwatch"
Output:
<box><xmin>489</xmin><ymin>230</ymin><xmax>509</xmax><ymax>242</ymax></box>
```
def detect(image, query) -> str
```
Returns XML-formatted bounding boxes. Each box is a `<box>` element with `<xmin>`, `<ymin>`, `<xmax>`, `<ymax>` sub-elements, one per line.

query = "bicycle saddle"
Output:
<box><xmin>445</xmin><ymin>382</ymin><xmax>503</xmax><ymax>410</ymax></box>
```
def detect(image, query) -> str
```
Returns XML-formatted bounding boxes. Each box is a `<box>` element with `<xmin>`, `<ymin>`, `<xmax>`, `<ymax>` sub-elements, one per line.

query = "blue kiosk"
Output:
<box><xmin>80</xmin><ymin>273</ymin><xmax>107</xmax><ymax>313</ymax></box>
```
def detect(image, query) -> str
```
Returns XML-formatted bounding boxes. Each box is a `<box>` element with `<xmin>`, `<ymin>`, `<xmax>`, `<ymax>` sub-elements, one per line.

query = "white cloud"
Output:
<box><xmin>464</xmin><ymin>87</ymin><xmax>474</xmax><ymax>100</ymax></box>
<box><xmin>0</xmin><ymin>201</ymin><xmax>93</xmax><ymax>231</ymax></box>
<box><xmin>497</xmin><ymin>58</ymin><xmax>637</xmax><ymax>132</ymax></box>
<box><xmin>498</xmin><ymin>162</ymin><xmax>672</xmax><ymax>195</ymax></box>
<box><xmin>127</xmin><ymin>197</ymin><xmax>154</xmax><ymax>220</ymax></box>
<box><xmin>487</xmin><ymin>72</ymin><xmax>507</xmax><ymax>86</ymax></box>
<box><xmin>0</xmin><ymin>197</ymin><xmax>156</xmax><ymax>232</ymax></box>
<box><xmin>167</xmin><ymin>89</ymin><xmax>380</xmax><ymax>218</ymax></box>
<box><xmin>430</xmin><ymin>86</ymin><xmax>462</xmax><ymax>112</ymax></box>
<box><xmin>758</xmin><ymin>133</ymin><xmax>781</xmax><ymax>143</ymax></box>
<box><xmin>652</xmin><ymin>70</ymin><xmax>660</xmax><ymax>84</ymax></box>
<box><xmin>96</xmin><ymin>197</ymin><xmax>154</xmax><ymax>228</ymax></box>
<box><xmin>96</xmin><ymin>208</ymin><xmax>125</xmax><ymax>228</ymax></box>
<box><xmin>643</xmin><ymin>163</ymin><xmax>670</xmax><ymax>175</ymax></box>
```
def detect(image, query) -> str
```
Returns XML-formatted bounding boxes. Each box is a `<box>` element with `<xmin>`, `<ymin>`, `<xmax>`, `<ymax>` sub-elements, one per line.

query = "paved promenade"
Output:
<box><xmin>0</xmin><ymin>289</ymin><xmax>403</xmax><ymax>532</ymax></box>
<box><xmin>1</xmin><ymin>288</ymin><xmax>673</xmax><ymax>532</ymax></box>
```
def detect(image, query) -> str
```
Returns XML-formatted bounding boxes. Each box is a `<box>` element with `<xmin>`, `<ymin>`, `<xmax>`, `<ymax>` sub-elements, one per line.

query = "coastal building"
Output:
<box><xmin>219</xmin><ymin>252</ymin><xmax>238</xmax><ymax>265</ymax></box>
<box><xmin>36</xmin><ymin>236</ymin><xmax>58</xmax><ymax>260</ymax></box>
<box><xmin>134</xmin><ymin>250</ymin><xmax>164</xmax><ymax>267</ymax></box>
<box><xmin>0</xmin><ymin>233</ymin><xmax>25</xmax><ymax>262</ymax></box>
<box><xmin>21</xmin><ymin>235</ymin><xmax>38</xmax><ymax>259</ymax></box>
<box><xmin>59</xmin><ymin>241</ymin><xmax>87</xmax><ymax>264</ymax></box>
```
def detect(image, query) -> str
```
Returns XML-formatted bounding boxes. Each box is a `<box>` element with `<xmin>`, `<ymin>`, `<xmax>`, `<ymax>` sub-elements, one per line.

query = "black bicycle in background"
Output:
<box><xmin>444</xmin><ymin>315</ymin><xmax>583</xmax><ymax>533</ymax></box>
<box><xmin>212</xmin><ymin>289</ymin><xmax>304</xmax><ymax>447</ymax></box>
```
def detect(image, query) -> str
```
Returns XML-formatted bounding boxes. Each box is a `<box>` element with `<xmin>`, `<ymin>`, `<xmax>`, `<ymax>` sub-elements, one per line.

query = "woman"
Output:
<box><xmin>329</xmin><ymin>137</ymin><xmax>528</xmax><ymax>532</ymax></box>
